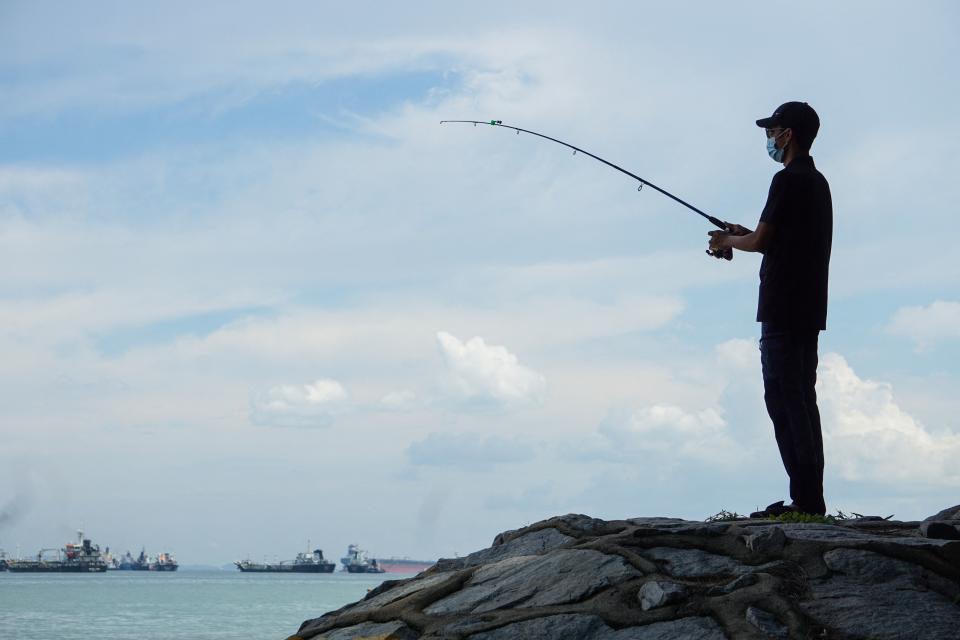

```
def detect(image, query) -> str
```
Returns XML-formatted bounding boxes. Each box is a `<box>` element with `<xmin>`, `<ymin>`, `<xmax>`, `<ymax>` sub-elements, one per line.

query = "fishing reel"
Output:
<box><xmin>706</xmin><ymin>224</ymin><xmax>734</xmax><ymax>261</ymax></box>
<box><xmin>706</xmin><ymin>246</ymin><xmax>733</xmax><ymax>261</ymax></box>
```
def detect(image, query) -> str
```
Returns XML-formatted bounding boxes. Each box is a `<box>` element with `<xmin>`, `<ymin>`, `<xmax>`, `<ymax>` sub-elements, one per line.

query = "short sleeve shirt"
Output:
<box><xmin>757</xmin><ymin>156</ymin><xmax>833</xmax><ymax>330</ymax></box>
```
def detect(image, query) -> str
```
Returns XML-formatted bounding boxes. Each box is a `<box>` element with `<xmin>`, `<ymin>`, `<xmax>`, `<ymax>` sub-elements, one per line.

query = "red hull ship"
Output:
<box><xmin>374</xmin><ymin>558</ymin><xmax>435</xmax><ymax>574</ymax></box>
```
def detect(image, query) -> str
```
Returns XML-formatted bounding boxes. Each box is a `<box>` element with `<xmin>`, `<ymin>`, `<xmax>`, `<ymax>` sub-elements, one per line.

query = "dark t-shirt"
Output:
<box><xmin>757</xmin><ymin>156</ymin><xmax>833</xmax><ymax>330</ymax></box>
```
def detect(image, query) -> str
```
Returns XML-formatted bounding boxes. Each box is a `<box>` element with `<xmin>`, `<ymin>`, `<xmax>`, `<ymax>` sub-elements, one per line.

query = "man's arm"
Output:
<box><xmin>708</xmin><ymin>222</ymin><xmax>773</xmax><ymax>254</ymax></box>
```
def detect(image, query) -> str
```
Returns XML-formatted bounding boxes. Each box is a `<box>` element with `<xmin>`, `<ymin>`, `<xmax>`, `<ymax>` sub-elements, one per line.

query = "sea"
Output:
<box><xmin>0</xmin><ymin>569</ymin><xmax>388</xmax><ymax>640</ymax></box>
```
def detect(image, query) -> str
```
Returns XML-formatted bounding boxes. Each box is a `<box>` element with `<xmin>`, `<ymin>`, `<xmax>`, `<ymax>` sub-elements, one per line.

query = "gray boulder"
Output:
<box><xmin>290</xmin><ymin>508</ymin><xmax>960</xmax><ymax>640</ymax></box>
<box><xmin>925</xmin><ymin>504</ymin><xmax>960</xmax><ymax>521</ymax></box>
<box><xmin>424</xmin><ymin>549</ymin><xmax>641</xmax><ymax>615</ymax></box>
<box><xmin>637</xmin><ymin>580</ymin><xmax>687</xmax><ymax>611</ymax></box>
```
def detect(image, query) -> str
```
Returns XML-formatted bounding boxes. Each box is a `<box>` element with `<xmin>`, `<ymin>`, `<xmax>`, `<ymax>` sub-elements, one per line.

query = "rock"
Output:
<box><xmin>920</xmin><ymin>521</ymin><xmax>960</xmax><ymax>540</ymax></box>
<box><xmin>347</xmin><ymin>573</ymin><xmax>454</xmax><ymax>613</ymax></box>
<box><xmin>637</xmin><ymin>580</ymin><xmax>686</xmax><ymax>611</ymax></box>
<box><xmin>468</xmin><ymin>614</ymin><xmax>607</xmax><ymax>639</ymax></box>
<box><xmin>745</xmin><ymin>606</ymin><xmax>788</xmax><ymax>639</ymax></box>
<box><xmin>308</xmin><ymin>620</ymin><xmax>417</xmax><ymax>640</ymax></box>
<box><xmin>775</xmin><ymin>522</ymin><xmax>956</xmax><ymax>548</ymax></box>
<box><xmin>470</xmin><ymin>614</ymin><xmax>728</xmax><ymax>640</ymax></box>
<box><xmin>822</xmin><ymin>548</ymin><xmax>959</xmax><ymax>598</ymax></box>
<box><xmin>424</xmin><ymin>549</ymin><xmax>642</xmax><ymax>615</ymax></box>
<box><xmin>600</xmin><ymin>617</ymin><xmax>728</xmax><ymax>640</ymax></box>
<box><xmin>461</xmin><ymin>527</ymin><xmax>574</xmax><ymax>567</ymax></box>
<box><xmin>803</xmin><ymin>576</ymin><xmax>960</xmax><ymax>639</ymax></box>
<box><xmin>290</xmin><ymin>512</ymin><xmax>960</xmax><ymax>640</ymax></box>
<box><xmin>641</xmin><ymin>546</ymin><xmax>745</xmax><ymax>578</ymax></box>
<box><xmin>706</xmin><ymin>572</ymin><xmax>758</xmax><ymax>596</ymax></box>
<box><xmin>630</xmin><ymin>520</ymin><xmax>730</xmax><ymax>538</ymax></box>
<box><xmin>925</xmin><ymin>504</ymin><xmax>960</xmax><ymax>522</ymax></box>
<box><xmin>803</xmin><ymin>548</ymin><xmax>960</xmax><ymax>639</ymax></box>
<box><xmin>742</xmin><ymin>526</ymin><xmax>786</xmax><ymax>554</ymax></box>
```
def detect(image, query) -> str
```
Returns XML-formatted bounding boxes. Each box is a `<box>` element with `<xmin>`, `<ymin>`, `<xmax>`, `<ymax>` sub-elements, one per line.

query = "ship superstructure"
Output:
<box><xmin>341</xmin><ymin>544</ymin><xmax>385</xmax><ymax>573</ymax></box>
<box><xmin>117</xmin><ymin>548</ymin><xmax>179</xmax><ymax>571</ymax></box>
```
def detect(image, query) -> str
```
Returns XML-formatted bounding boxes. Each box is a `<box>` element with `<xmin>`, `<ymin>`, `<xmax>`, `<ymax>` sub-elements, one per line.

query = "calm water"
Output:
<box><xmin>0</xmin><ymin>570</ymin><xmax>388</xmax><ymax>640</ymax></box>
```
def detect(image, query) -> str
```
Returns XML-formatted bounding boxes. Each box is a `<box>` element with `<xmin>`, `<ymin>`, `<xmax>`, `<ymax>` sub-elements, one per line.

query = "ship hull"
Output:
<box><xmin>236</xmin><ymin>563</ymin><xmax>335</xmax><ymax>573</ymax></box>
<box><xmin>6</xmin><ymin>561</ymin><xmax>107</xmax><ymax>573</ymax></box>
<box><xmin>375</xmin><ymin>560</ymin><xmax>435</xmax><ymax>574</ymax></box>
<box><xmin>123</xmin><ymin>564</ymin><xmax>179</xmax><ymax>571</ymax></box>
<box><xmin>345</xmin><ymin>565</ymin><xmax>384</xmax><ymax>574</ymax></box>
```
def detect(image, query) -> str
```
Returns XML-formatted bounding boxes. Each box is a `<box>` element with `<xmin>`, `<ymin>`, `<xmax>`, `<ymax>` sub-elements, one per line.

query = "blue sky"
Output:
<box><xmin>1</xmin><ymin>1</ymin><xmax>958</xmax><ymax>565</ymax></box>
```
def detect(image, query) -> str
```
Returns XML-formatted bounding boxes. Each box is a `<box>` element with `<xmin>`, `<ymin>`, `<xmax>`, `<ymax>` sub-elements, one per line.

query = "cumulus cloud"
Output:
<box><xmin>436</xmin><ymin>331</ymin><xmax>546</xmax><ymax>409</ymax></box>
<box><xmin>250</xmin><ymin>378</ymin><xmax>348</xmax><ymax>428</ymax></box>
<box><xmin>596</xmin><ymin>404</ymin><xmax>738</xmax><ymax>466</ymax></box>
<box><xmin>886</xmin><ymin>300</ymin><xmax>960</xmax><ymax>349</ymax></box>
<box><xmin>817</xmin><ymin>353</ymin><xmax>960</xmax><ymax>486</ymax></box>
<box><xmin>406</xmin><ymin>432</ymin><xmax>535</xmax><ymax>469</ymax></box>
<box><xmin>714</xmin><ymin>338</ymin><xmax>758</xmax><ymax>371</ymax></box>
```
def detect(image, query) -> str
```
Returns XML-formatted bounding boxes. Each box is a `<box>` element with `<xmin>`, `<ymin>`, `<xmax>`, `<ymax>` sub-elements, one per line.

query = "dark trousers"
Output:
<box><xmin>760</xmin><ymin>322</ymin><xmax>826</xmax><ymax>515</ymax></box>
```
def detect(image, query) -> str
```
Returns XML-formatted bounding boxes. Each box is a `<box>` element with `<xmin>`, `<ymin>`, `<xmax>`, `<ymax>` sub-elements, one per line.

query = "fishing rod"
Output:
<box><xmin>440</xmin><ymin>119</ymin><xmax>733</xmax><ymax>259</ymax></box>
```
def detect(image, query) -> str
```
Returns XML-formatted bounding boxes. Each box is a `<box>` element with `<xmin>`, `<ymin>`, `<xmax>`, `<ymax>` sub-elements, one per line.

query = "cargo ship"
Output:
<box><xmin>5</xmin><ymin>531</ymin><xmax>108</xmax><ymax>573</ymax></box>
<box><xmin>340</xmin><ymin>544</ymin><xmax>385</xmax><ymax>573</ymax></box>
<box><xmin>117</xmin><ymin>548</ymin><xmax>179</xmax><ymax>571</ymax></box>
<box><xmin>0</xmin><ymin>548</ymin><xmax>7</xmax><ymax>571</ymax></box>
<box><xmin>235</xmin><ymin>545</ymin><xmax>335</xmax><ymax>573</ymax></box>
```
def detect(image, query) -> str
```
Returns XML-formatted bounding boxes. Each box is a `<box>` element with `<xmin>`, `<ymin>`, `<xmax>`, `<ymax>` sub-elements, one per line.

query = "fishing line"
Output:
<box><xmin>440</xmin><ymin>120</ymin><xmax>732</xmax><ymax>256</ymax></box>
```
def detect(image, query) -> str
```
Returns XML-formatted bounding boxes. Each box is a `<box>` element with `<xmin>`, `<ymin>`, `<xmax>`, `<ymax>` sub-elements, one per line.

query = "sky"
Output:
<box><xmin>1</xmin><ymin>1</ymin><xmax>958</xmax><ymax>566</ymax></box>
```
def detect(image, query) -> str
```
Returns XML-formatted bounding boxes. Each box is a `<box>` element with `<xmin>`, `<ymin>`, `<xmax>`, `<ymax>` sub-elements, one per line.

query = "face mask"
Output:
<box><xmin>767</xmin><ymin>130</ymin><xmax>787</xmax><ymax>162</ymax></box>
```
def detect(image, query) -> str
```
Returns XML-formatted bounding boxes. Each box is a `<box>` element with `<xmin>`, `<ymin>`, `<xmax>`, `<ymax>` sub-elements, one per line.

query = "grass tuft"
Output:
<box><xmin>704</xmin><ymin>509</ymin><xmax>749</xmax><ymax>522</ymax></box>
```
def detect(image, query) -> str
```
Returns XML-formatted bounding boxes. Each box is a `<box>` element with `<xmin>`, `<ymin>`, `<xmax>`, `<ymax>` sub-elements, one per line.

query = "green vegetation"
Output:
<box><xmin>704</xmin><ymin>508</ymin><xmax>894</xmax><ymax>524</ymax></box>
<box><xmin>774</xmin><ymin>512</ymin><xmax>839</xmax><ymax>524</ymax></box>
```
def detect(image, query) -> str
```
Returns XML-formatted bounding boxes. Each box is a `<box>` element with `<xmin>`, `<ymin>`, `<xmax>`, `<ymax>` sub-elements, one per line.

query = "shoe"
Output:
<box><xmin>749</xmin><ymin>500</ymin><xmax>799</xmax><ymax>519</ymax></box>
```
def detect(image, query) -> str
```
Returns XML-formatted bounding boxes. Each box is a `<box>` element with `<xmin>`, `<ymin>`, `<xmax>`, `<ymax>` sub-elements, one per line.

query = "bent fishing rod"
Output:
<box><xmin>440</xmin><ymin>120</ymin><xmax>732</xmax><ymax>258</ymax></box>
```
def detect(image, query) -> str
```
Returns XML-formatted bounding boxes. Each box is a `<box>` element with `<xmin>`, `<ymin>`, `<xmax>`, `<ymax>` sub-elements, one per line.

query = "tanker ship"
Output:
<box><xmin>236</xmin><ymin>545</ymin><xmax>335</xmax><ymax>573</ymax></box>
<box><xmin>5</xmin><ymin>530</ymin><xmax>108</xmax><ymax>573</ymax></box>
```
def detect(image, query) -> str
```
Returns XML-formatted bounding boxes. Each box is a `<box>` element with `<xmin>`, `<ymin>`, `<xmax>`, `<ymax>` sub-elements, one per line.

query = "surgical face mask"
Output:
<box><xmin>766</xmin><ymin>130</ymin><xmax>787</xmax><ymax>162</ymax></box>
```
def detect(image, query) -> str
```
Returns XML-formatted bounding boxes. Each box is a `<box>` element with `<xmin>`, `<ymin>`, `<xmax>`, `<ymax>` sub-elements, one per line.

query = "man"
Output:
<box><xmin>708</xmin><ymin>101</ymin><xmax>833</xmax><ymax>516</ymax></box>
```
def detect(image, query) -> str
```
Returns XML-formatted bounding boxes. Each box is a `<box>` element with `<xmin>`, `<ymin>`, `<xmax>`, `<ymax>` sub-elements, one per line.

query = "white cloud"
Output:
<box><xmin>436</xmin><ymin>331</ymin><xmax>546</xmax><ymax>409</ymax></box>
<box><xmin>597</xmin><ymin>404</ymin><xmax>738</xmax><ymax>466</ymax></box>
<box><xmin>250</xmin><ymin>378</ymin><xmax>348</xmax><ymax>428</ymax></box>
<box><xmin>714</xmin><ymin>337</ymin><xmax>758</xmax><ymax>371</ymax></box>
<box><xmin>818</xmin><ymin>353</ymin><xmax>960</xmax><ymax>486</ymax></box>
<box><xmin>886</xmin><ymin>300</ymin><xmax>960</xmax><ymax>349</ymax></box>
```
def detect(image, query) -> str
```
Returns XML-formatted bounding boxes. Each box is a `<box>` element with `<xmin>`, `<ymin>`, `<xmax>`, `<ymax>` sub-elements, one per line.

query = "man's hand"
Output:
<box><xmin>707</xmin><ymin>230</ymin><xmax>734</xmax><ymax>260</ymax></box>
<box><xmin>706</xmin><ymin>222</ymin><xmax>753</xmax><ymax>260</ymax></box>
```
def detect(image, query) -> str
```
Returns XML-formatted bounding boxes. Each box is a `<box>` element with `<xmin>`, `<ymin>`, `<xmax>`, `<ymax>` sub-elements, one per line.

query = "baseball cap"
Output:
<box><xmin>756</xmin><ymin>101</ymin><xmax>820</xmax><ymax>140</ymax></box>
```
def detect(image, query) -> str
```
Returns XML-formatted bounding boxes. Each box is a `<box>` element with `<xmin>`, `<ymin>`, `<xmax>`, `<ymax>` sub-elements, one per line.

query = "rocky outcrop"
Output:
<box><xmin>289</xmin><ymin>509</ymin><xmax>960</xmax><ymax>640</ymax></box>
